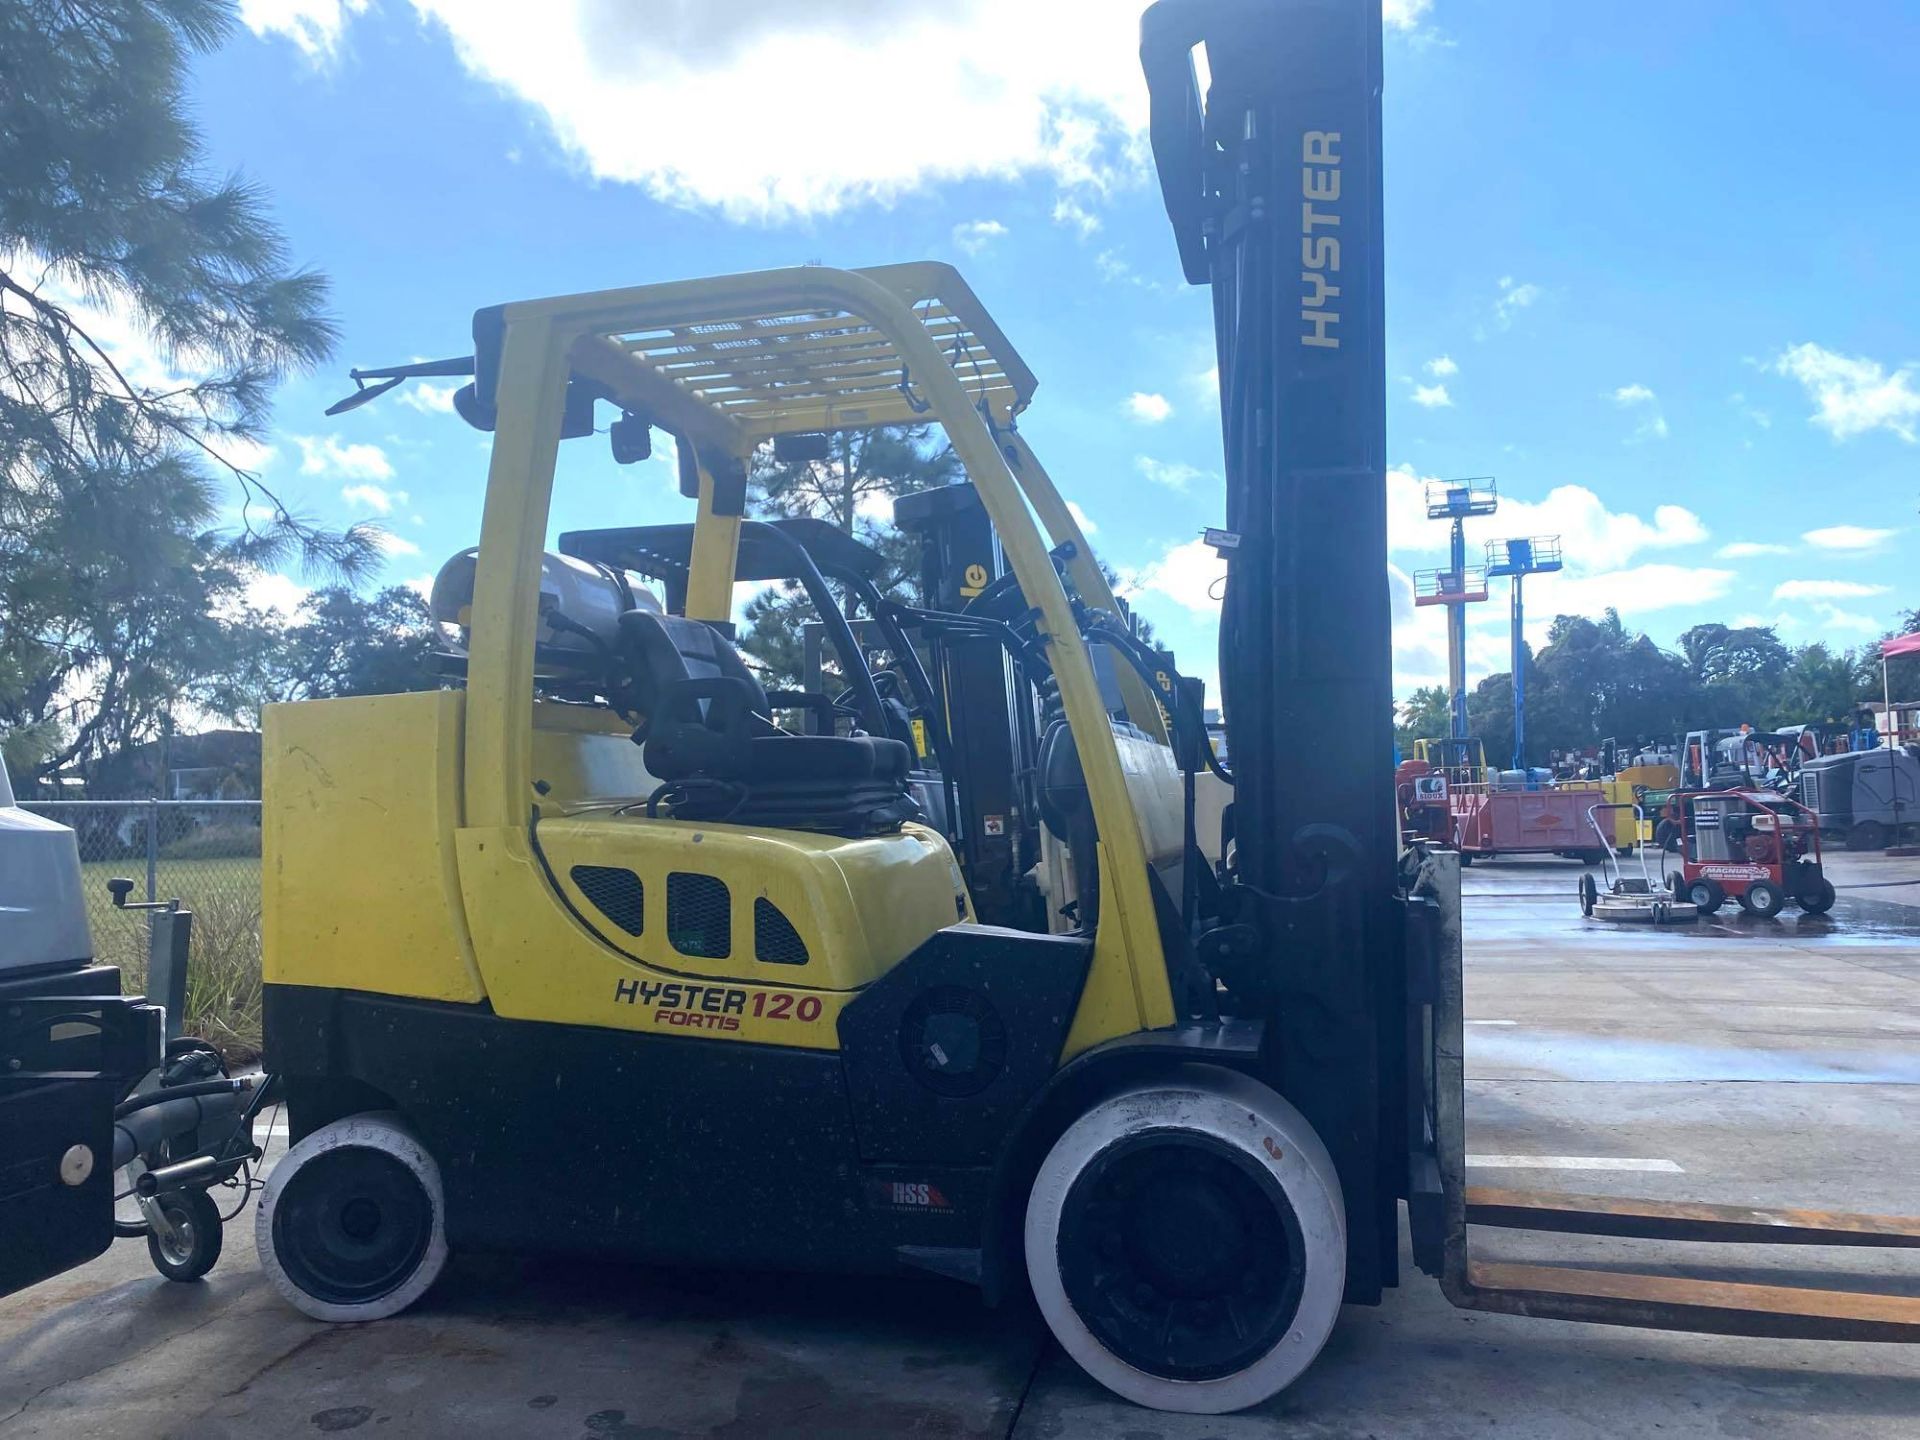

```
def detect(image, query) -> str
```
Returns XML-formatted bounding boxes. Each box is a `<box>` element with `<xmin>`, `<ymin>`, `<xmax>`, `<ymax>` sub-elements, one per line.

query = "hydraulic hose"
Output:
<box><xmin>113</xmin><ymin>1075</ymin><xmax>256</xmax><ymax>1120</ymax></box>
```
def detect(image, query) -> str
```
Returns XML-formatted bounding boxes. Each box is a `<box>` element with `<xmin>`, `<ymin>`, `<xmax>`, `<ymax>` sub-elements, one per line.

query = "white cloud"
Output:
<box><xmin>1388</xmin><ymin>562</ymin><xmax>1417</xmax><ymax>625</ymax></box>
<box><xmin>1813</xmin><ymin>603</ymin><xmax>1883</xmax><ymax>635</ymax></box>
<box><xmin>1730</xmin><ymin>391</ymin><xmax>1772</xmax><ymax>429</ymax></box>
<box><xmin>237</xmin><ymin>0</ymin><xmax>369</xmax><ymax>60</ymax></box>
<box><xmin>1803</xmin><ymin>524</ymin><xmax>1896</xmax><ymax>552</ymax></box>
<box><xmin>294</xmin><ymin>434</ymin><xmax>394</xmax><ymax>480</ymax></box>
<box><xmin>373</xmin><ymin>530</ymin><xmax>422</xmax><ymax>558</ymax></box>
<box><xmin>1191</xmin><ymin>364</ymin><xmax>1220</xmax><ymax>405</ymax></box>
<box><xmin>404</xmin><ymin>573</ymin><xmax>438</xmax><ymax>603</ymax></box>
<box><xmin>1773</xmin><ymin>579</ymin><xmax>1891</xmax><ymax>601</ymax></box>
<box><xmin>1135</xmin><ymin>456</ymin><xmax>1213</xmax><ymax>494</ymax></box>
<box><xmin>1411</xmin><ymin>383</ymin><xmax>1452</xmax><ymax>409</ymax></box>
<box><xmin>1534</xmin><ymin>563</ymin><xmax>1734</xmax><ymax>616</ymax></box>
<box><xmin>1493</xmin><ymin>276</ymin><xmax>1542</xmax><ymax>327</ymax></box>
<box><xmin>952</xmin><ymin>219</ymin><xmax>1008</xmax><ymax>256</ymax></box>
<box><xmin>282</xmin><ymin>2</ymin><xmax>1153</xmax><ymax>222</ymax></box>
<box><xmin>1127</xmin><ymin>537</ymin><xmax>1225</xmax><ymax>614</ymax></box>
<box><xmin>1126</xmin><ymin>392</ymin><xmax>1173</xmax><ymax>424</ymax></box>
<box><xmin>1772</xmin><ymin>343</ymin><xmax>1920</xmax><ymax>442</ymax></box>
<box><xmin>1066</xmin><ymin>500</ymin><xmax>1098</xmax><ymax>536</ymax></box>
<box><xmin>1424</xmin><ymin>355</ymin><xmax>1458</xmax><ymax>378</ymax></box>
<box><xmin>1384</xmin><ymin>0</ymin><xmax>1435</xmax><ymax>31</ymax></box>
<box><xmin>1385</xmin><ymin>464</ymin><xmax>1707</xmax><ymax>568</ymax></box>
<box><xmin>242</xmin><ymin>571</ymin><xmax>309</xmax><ymax>618</ymax></box>
<box><xmin>205</xmin><ymin>435</ymin><xmax>277</xmax><ymax>472</ymax></box>
<box><xmin>396</xmin><ymin>381</ymin><xmax>460</xmax><ymax>415</ymax></box>
<box><xmin>1611</xmin><ymin>383</ymin><xmax>1668</xmax><ymax>440</ymax></box>
<box><xmin>1093</xmin><ymin>250</ymin><xmax>1136</xmax><ymax>286</ymax></box>
<box><xmin>1717</xmin><ymin>541</ymin><xmax>1791</xmax><ymax>559</ymax></box>
<box><xmin>1052</xmin><ymin>197</ymin><xmax>1103</xmax><ymax>237</ymax></box>
<box><xmin>339</xmin><ymin>482</ymin><xmax>409</xmax><ymax>514</ymax></box>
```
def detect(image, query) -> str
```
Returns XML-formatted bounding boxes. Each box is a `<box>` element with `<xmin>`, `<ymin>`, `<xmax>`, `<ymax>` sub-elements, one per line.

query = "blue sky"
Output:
<box><xmin>173</xmin><ymin>0</ymin><xmax>1918</xmax><ymax>699</ymax></box>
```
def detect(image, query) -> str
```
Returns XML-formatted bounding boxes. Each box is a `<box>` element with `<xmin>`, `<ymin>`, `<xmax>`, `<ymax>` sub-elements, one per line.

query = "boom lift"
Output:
<box><xmin>236</xmin><ymin>0</ymin><xmax>1919</xmax><ymax>1419</ymax></box>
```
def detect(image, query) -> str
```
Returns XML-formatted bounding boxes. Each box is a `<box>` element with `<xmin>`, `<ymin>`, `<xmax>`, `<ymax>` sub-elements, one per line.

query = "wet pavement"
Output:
<box><xmin>3</xmin><ymin>850</ymin><xmax>1916</xmax><ymax>1438</ymax></box>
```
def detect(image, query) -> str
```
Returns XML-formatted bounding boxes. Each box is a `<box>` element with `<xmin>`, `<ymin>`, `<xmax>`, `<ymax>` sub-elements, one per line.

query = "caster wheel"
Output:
<box><xmin>147</xmin><ymin>1187</ymin><xmax>223</xmax><ymax>1282</ymax></box>
<box><xmin>257</xmin><ymin>1112</ymin><xmax>448</xmax><ymax>1323</ymax></box>
<box><xmin>1024</xmin><ymin>1066</ymin><xmax>1345</xmax><ymax>1414</ymax></box>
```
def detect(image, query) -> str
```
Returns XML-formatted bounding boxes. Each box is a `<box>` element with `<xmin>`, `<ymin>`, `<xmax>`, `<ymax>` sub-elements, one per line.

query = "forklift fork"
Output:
<box><xmin>1412</xmin><ymin>849</ymin><xmax>1920</xmax><ymax>1343</ymax></box>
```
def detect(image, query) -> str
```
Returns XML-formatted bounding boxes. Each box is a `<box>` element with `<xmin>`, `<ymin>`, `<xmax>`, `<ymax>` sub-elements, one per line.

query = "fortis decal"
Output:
<box><xmin>614</xmin><ymin>978</ymin><xmax>824</xmax><ymax>1031</ymax></box>
<box><xmin>1301</xmin><ymin>130</ymin><xmax>1342</xmax><ymax>349</ymax></box>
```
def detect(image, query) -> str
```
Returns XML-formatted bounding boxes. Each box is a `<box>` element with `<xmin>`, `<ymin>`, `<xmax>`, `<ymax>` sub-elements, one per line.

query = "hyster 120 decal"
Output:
<box><xmin>614</xmin><ymin>978</ymin><xmax>824</xmax><ymax>1031</ymax></box>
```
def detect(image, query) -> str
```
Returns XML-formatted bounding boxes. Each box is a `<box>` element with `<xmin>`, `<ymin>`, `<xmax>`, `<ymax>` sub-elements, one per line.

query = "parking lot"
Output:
<box><xmin>3</xmin><ymin>853</ymin><xmax>1916</xmax><ymax>1439</ymax></box>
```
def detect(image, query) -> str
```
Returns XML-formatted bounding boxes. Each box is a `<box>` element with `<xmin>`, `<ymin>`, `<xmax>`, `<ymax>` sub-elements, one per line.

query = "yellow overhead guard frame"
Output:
<box><xmin>463</xmin><ymin>260</ymin><xmax>1176</xmax><ymax>1054</ymax></box>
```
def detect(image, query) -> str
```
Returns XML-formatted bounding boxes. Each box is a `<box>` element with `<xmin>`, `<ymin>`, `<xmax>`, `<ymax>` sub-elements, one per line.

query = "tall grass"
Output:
<box><xmin>85</xmin><ymin>858</ymin><xmax>264</xmax><ymax>1063</ymax></box>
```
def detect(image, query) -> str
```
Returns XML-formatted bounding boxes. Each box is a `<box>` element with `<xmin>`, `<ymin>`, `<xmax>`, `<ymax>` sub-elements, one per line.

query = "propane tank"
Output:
<box><xmin>428</xmin><ymin>548</ymin><xmax>661</xmax><ymax>673</ymax></box>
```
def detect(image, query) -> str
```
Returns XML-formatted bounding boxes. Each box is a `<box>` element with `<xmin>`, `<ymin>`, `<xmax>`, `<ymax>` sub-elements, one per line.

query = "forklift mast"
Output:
<box><xmin>1146</xmin><ymin>0</ymin><xmax>1920</xmax><ymax>1349</ymax></box>
<box><xmin>1143</xmin><ymin>0</ymin><xmax>1402</xmax><ymax>1301</ymax></box>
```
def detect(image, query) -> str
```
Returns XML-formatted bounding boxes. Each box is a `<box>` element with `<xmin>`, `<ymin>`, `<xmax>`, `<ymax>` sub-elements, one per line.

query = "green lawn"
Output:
<box><xmin>79</xmin><ymin>855</ymin><xmax>264</xmax><ymax>1061</ymax></box>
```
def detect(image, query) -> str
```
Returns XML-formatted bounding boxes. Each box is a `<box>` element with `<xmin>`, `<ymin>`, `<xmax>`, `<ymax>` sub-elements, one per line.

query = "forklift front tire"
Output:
<box><xmin>1024</xmin><ymin>1067</ymin><xmax>1345</xmax><ymax>1414</ymax></box>
<box><xmin>257</xmin><ymin>1112</ymin><xmax>448</xmax><ymax>1324</ymax></box>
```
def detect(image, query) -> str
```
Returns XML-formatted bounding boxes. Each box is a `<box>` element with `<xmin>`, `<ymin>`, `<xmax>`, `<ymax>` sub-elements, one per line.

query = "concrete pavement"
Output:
<box><xmin>3</xmin><ymin>852</ymin><xmax>1915</xmax><ymax>1438</ymax></box>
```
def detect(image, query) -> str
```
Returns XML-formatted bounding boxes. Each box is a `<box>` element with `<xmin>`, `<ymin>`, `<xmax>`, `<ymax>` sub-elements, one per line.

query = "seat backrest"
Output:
<box><xmin>617</xmin><ymin>611</ymin><xmax>770</xmax><ymax>725</ymax></box>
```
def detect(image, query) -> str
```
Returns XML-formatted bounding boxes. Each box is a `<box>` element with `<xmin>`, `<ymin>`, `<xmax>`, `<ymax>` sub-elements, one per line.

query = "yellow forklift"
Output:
<box><xmin>245</xmin><ymin>0</ymin><xmax>1919</xmax><ymax>1417</ymax></box>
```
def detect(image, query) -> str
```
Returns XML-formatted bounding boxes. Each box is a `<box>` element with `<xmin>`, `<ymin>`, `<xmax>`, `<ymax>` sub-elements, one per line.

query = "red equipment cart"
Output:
<box><xmin>1665</xmin><ymin>789</ymin><xmax>1837</xmax><ymax>918</ymax></box>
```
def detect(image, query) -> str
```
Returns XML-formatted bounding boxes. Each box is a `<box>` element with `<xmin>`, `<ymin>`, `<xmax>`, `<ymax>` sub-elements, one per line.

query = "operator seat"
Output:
<box><xmin>616</xmin><ymin>610</ymin><xmax>920</xmax><ymax>836</ymax></box>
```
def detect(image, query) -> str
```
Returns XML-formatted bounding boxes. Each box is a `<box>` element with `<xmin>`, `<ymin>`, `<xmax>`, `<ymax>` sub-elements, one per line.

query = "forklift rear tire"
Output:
<box><xmin>1024</xmin><ymin>1066</ymin><xmax>1345</xmax><ymax>1414</ymax></box>
<box><xmin>1686</xmin><ymin>878</ymin><xmax>1725</xmax><ymax>915</ymax></box>
<box><xmin>257</xmin><ymin>1112</ymin><xmax>447</xmax><ymax>1323</ymax></box>
<box><xmin>1741</xmin><ymin>879</ymin><xmax>1784</xmax><ymax>920</ymax></box>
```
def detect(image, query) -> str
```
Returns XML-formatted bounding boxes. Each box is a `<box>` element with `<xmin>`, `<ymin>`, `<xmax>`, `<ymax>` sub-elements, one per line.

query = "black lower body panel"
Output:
<box><xmin>265</xmin><ymin>985</ymin><xmax>974</xmax><ymax>1277</ymax></box>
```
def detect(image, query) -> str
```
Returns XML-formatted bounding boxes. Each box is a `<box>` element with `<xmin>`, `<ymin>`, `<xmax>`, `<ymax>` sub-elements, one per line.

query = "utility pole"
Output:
<box><xmin>1414</xmin><ymin>478</ymin><xmax>1497</xmax><ymax>739</ymax></box>
<box><xmin>1485</xmin><ymin>537</ymin><xmax>1564</xmax><ymax>773</ymax></box>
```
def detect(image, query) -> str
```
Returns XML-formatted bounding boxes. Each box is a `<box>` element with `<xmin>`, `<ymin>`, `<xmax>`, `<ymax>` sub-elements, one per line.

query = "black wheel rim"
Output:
<box><xmin>1056</xmin><ymin>1130</ymin><xmax>1306</xmax><ymax>1382</ymax></box>
<box><xmin>275</xmin><ymin>1147</ymin><xmax>433</xmax><ymax>1306</ymax></box>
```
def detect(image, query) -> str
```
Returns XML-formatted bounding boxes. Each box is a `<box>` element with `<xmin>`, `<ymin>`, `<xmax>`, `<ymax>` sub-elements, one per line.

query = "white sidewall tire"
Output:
<box><xmin>256</xmin><ymin>1110</ymin><xmax>448</xmax><ymax>1323</ymax></box>
<box><xmin>1024</xmin><ymin>1066</ymin><xmax>1346</xmax><ymax>1414</ymax></box>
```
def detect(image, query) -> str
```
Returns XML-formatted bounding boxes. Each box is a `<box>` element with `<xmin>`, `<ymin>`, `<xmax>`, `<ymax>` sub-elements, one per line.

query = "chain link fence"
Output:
<box><xmin>22</xmin><ymin>799</ymin><xmax>263</xmax><ymax>1058</ymax></box>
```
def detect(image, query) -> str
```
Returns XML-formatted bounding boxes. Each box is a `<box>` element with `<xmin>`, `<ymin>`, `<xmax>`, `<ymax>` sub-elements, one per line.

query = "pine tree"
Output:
<box><xmin>0</xmin><ymin>0</ymin><xmax>373</xmax><ymax>779</ymax></box>
<box><xmin>737</xmin><ymin>427</ymin><xmax>958</xmax><ymax>687</ymax></box>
